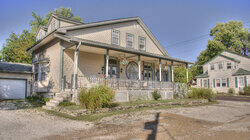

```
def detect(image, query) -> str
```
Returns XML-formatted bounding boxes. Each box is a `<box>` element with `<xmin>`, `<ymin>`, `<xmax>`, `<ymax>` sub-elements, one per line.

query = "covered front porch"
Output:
<box><xmin>60</xmin><ymin>40</ymin><xmax>190</xmax><ymax>93</ymax></box>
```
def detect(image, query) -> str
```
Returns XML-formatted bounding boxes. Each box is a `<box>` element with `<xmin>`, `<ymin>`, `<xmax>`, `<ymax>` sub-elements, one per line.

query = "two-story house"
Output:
<box><xmin>195</xmin><ymin>50</ymin><xmax>250</xmax><ymax>93</ymax></box>
<box><xmin>26</xmin><ymin>14</ymin><xmax>192</xmax><ymax>104</ymax></box>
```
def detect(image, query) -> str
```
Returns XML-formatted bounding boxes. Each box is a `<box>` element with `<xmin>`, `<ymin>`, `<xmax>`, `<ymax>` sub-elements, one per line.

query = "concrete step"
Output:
<box><xmin>46</xmin><ymin>101</ymin><xmax>58</xmax><ymax>107</ymax></box>
<box><xmin>53</xmin><ymin>97</ymin><xmax>64</xmax><ymax>102</ymax></box>
<box><xmin>50</xmin><ymin>99</ymin><xmax>60</xmax><ymax>104</ymax></box>
<box><xmin>42</xmin><ymin>105</ymin><xmax>55</xmax><ymax>110</ymax></box>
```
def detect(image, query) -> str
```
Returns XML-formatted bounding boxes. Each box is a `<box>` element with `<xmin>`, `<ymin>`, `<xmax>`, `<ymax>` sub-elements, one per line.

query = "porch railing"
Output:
<box><xmin>77</xmin><ymin>76</ymin><xmax>174</xmax><ymax>90</ymax></box>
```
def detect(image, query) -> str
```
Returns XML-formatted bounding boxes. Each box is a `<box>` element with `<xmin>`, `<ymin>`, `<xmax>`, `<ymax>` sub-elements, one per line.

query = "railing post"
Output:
<box><xmin>171</xmin><ymin>61</ymin><xmax>174</xmax><ymax>82</ymax></box>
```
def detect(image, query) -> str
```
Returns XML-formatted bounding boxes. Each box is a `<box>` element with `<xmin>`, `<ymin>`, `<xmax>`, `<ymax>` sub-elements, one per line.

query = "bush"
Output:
<box><xmin>173</xmin><ymin>94</ymin><xmax>179</xmax><ymax>99</ymax></box>
<box><xmin>243</xmin><ymin>86</ymin><xmax>250</xmax><ymax>95</ymax></box>
<box><xmin>78</xmin><ymin>85</ymin><xmax>115</xmax><ymax>110</ymax></box>
<box><xmin>228</xmin><ymin>88</ymin><xmax>235</xmax><ymax>95</ymax></box>
<box><xmin>187</xmin><ymin>88</ymin><xmax>214</xmax><ymax>101</ymax></box>
<box><xmin>152</xmin><ymin>90</ymin><xmax>161</xmax><ymax>100</ymax></box>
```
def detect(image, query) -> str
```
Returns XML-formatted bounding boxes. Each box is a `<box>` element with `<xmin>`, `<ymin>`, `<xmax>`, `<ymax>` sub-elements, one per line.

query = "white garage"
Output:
<box><xmin>0</xmin><ymin>79</ymin><xmax>27</xmax><ymax>99</ymax></box>
<box><xmin>0</xmin><ymin>62</ymin><xmax>32</xmax><ymax>100</ymax></box>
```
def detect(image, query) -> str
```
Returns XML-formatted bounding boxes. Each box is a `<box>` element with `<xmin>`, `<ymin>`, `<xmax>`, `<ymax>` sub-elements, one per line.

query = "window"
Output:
<box><xmin>34</xmin><ymin>64</ymin><xmax>39</xmax><ymax>81</ymax></box>
<box><xmin>218</xmin><ymin>62</ymin><xmax>223</xmax><ymax>70</ymax></box>
<box><xmin>227</xmin><ymin>63</ymin><xmax>231</xmax><ymax>69</ymax></box>
<box><xmin>38</xmin><ymin>32</ymin><xmax>43</xmax><ymax>40</ymax></box>
<box><xmin>222</xmin><ymin>78</ymin><xmax>227</xmax><ymax>87</ymax></box>
<box><xmin>50</xmin><ymin>21</ymin><xmax>56</xmax><ymax>31</ymax></box>
<box><xmin>126</xmin><ymin>33</ymin><xmax>134</xmax><ymax>48</ymax></box>
<box><xmin>138</xmin><ymin>36</ymin><xmax>146</xmax><ymax>51</ymax></box>
<box><xmin>211</xmin><ymin>64</ymin><xmax>214</xmax><ymax>70</ymax></box>
<box><xmin>40</xmin><ymin>63</ymin><xmax>48</xmax><ymax>81</ymax></box>
<box><xmin>111</xmin><ymin>29</ymin><xmax>120</xmax><ymax>45</ymax></box>
<box><xmin>216</xmin><ymin>79</ymin><xmax>221</xmax><ymax>87</ymax></box>
<box><xmin>204</xmin><ymin>79</ymin><xmax>208</xmax><ymax>88</ymax></box>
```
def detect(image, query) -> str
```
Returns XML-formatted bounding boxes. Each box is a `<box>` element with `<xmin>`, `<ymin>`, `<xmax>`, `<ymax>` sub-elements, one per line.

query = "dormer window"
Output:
<box><xmin>210</xmin><ymin>64</ymin><xmax>214</xmax><ymax>70</ymax></box>
<box><xmin>111</xmin><ymin>29</ymin><xmax>120</xmax><ymax>45</ymax></box>
<box><xmin>139</xmin><ymin>36</ymin><xmax>146</xmax><ymax>51</ymax></box>
<box><xmin>227</xmin><ymin>63</ymin><xmax>231</xmax><ymax>69</ymax></box>
<box><xmin>126</xmin><ymin>33</ymin><xmax>134</xmax><ymax>48</ymax></box>
<box><xmin>50</xmin><ymin>21</ymin><xmax>56</xmax><ymax>31</ymax></box>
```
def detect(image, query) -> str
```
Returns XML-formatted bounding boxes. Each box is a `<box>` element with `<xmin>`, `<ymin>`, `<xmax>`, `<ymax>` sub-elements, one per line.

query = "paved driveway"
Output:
<box><xmin>1</xmin><ymin>101</ymin><xmax>250</xmax><ymax>140</ymax></box>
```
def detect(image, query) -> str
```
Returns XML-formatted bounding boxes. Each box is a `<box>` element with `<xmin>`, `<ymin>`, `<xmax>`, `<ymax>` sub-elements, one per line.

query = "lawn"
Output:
<box><xmin>45</xmin><ymin>99</ymin><xmax>216</xmax><ymax>122</ymax></box>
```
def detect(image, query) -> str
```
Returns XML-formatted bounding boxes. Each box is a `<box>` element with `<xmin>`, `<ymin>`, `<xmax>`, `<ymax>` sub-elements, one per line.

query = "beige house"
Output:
<box><xmin>26</xmin><ymin>14</ymin><xmax>192</xmax><ymax>104</ymax></box>
<box><xmin>195</xmin><ymin>50</ymin><xmax>250</xmax><ymax>93</ymax></box>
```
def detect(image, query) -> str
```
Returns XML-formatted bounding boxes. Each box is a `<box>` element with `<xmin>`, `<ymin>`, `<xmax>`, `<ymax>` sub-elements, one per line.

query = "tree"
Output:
<box><xmin>1</xmin><ymin>7</ymin><xmax>82</xmax><ymax>63</ymax></box>
<box><xmin>194</xmin><ymin>21</ymin><xmax>249</xmax><ymax>76</ymax></box>
<box><xmin>174</xmin><ymin>21</ymin><xmax>249</xmax><ymax>83</ymax></box>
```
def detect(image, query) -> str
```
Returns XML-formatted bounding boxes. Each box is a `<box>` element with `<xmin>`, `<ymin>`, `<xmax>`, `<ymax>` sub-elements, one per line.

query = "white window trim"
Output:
<box><xmin>221</xmin><ymin>78</ymin><xmax>227</xmax><ymax>87</ymax></box>
<box><xmin>111</xmin><ymin>29</ymin><xmax>120</xmax><ymax>45</ymax></box>
<box><xmin>126</xmin><ymin>33</ymin><xmax>134</xmax><ymax>48</ymax></box>
<box><xmin>216</xmin><ymin>78</ymin><xmax>221</xmax><ymax>87</ymax></box>
<box><xmin>227</xmin><ymin>62</ymin><xmax>232</xmax><ymax>69</ymax></box>
<box><xmin>138</xmin><ymin>36</ymin><xmax>146</xmax><ymax>51</ymax></box>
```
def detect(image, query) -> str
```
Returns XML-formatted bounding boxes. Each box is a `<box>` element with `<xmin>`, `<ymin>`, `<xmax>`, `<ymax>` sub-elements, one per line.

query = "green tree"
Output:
<box><xmin>194</xmin><ymin>21</ymin><xmax>249</xmax><ymax>76</ymax></box>
<box><xmin>174</xmin><ymin>21</ymin><xmax>249</xmax><ymax>83</ymax></box>
<box><xmin>1</xmin><ymin>7</ymin><xmax>82</xmax><ymax>63</ymax></box>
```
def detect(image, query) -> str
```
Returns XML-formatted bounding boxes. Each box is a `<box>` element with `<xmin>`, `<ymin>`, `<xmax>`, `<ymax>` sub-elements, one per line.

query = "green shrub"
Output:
<box><xmin>59</xmin><ymin>101</ymin><xmax>76</xmax><ymax>107</ymax></box>
<box><xmin>152</xmin><ymin>90</ymin><xmax>161</xmax><ymax>100</ymax></box>
<box><xmin>228</xmin><ymin>88</ymin><xmax>235</xmax><ymax>95</ymax></box>
<box><xmin>187</xmin><ymin>88</ymin><xmax>214</xmax><ymax>101</ymax></box>
<box><xmin>243</xmin><ymin>86</ymin><xmax>250</xmax><ymax>95</ymax></box>
<box><xmin>78</xmin><ymin>85</ymin><xmax>115</xmax><ymax>110</ymax></box>
<box><xmin>173</xmin><ymin>94</ymin><xmax>179</xmax><ymax>99</ymax></box>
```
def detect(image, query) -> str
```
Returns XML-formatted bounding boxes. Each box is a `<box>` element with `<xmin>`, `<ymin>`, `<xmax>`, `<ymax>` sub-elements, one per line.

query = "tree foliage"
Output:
<box><xmin>175</xmin><ymin>21</ymin><xmax>249</xmax><ymax>83</ymax></box>
<box><xmin>1</xmin><ymin>7</ymin><xmax>82</xmax><ymax>63</ymax></box>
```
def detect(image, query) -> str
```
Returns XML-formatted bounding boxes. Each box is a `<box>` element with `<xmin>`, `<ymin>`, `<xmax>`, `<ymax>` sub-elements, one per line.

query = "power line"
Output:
<box><xmin>165</xmin><ymin>34</ymin><xmax>210</xmax><ymax>48</ymax></box>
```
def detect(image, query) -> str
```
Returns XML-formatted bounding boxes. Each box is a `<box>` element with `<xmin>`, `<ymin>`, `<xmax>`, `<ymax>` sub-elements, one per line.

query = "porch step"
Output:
<box><xmin>43</xmin><ymin>92</ymin><xmax>72</xmax><ymax>110</ymax></box>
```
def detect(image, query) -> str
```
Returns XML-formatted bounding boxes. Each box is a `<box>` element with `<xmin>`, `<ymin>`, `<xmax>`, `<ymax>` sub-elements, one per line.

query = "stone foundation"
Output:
<box><xmin>114</xmin><ymin>89</ymin><xmax>174</xmax><ymax>102</ymax></box>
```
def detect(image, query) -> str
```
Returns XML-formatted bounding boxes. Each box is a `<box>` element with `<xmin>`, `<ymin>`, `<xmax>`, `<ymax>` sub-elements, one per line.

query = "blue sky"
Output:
<box><xmin>0</xmin><ymin>0</ymin><xmax>249</xmax><ymax>62</ymax></box>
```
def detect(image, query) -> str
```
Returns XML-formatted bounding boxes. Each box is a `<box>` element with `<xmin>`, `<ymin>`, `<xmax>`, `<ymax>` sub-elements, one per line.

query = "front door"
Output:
<box><xmin>239</xmin><ymin>77</ymin><xmax>245</xmax><ymax>90</ymax></box>
<box><xmin>143</xmin><ymin>62</ymin><xmax>153</xmax><ymax>81</ymax></box>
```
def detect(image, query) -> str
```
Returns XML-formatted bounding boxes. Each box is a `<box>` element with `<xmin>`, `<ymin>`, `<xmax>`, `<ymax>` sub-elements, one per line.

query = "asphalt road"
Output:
<box><xmin>216</xmin><ymin>95</ymin><xmax>250</xmax><ymax>102</ymax></box>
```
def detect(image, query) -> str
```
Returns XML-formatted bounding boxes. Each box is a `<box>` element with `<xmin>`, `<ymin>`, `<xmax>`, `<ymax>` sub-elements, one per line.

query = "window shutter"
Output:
<box><xmin>244</xmin><ymin>76</ymin><xmax>247</xmax><ymax>87</ymax></box>
<box><xmin>227</xmin><ymin>78</ymin><xmax>229</xmax><ymax>87</ymax></box>
<box><xmin>213</xmin><ymin>79</ymin><xmax>215</xmax><ymax>88</ymax></box>
<box><xmin>201</xmin><ymin>79</ymin><xmax>203</xmax><ymax>87</ymax></box>
<box><xmin>235</xmin><ymin>77</ymin><xmax>238</xmax><ymax>88</ymax></box>
<box><xmin>208</xmin><ymin>79</ymin><xmax>210</xmax><ymax>88</ymax></box>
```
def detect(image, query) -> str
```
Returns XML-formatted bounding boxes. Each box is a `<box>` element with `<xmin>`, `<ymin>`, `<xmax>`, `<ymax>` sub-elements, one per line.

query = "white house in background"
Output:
<box><xmin>195</xmin><ymin>50</ymin><xmax>250</xmax><ymax>93</ymax></box>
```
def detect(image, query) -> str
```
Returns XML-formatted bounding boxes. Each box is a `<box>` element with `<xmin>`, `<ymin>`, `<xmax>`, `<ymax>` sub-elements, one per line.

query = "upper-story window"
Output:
<box><xmin>227</xmin><ymin>62</ymin><xmax>232</xmax><ymax>69</ymax></box>
<box><xmin>218</xmin><ymin>62</ymin><xmax>223</xmax><ymax>70</ymax></box>
<box><xmin>37</xmin><ymin>32</ymin><xmax>43</xmax><ymax>41</ymax></box>
<box><xmin>139</xmin><ymin>36</ymin><xmax>146</xmax><ymax>51</ymax></box>
<box><xmin>50</xmin><ymin>21</ymin><xmax>56</xmax><ymax>31</ymax></box>
<box><xmin>126</xmin><ymin>33</ymin><xmax>134</xmax><ymax>48</ymax></box>
<box><xmin>111</xmin><ymin>29</ymin><xmax>120</xmax><ymax>45</ymax></box>
<box><xmin>210</xmin><ymin>64</ymin><xmax>215</xmax><ymax>70</ymax></box>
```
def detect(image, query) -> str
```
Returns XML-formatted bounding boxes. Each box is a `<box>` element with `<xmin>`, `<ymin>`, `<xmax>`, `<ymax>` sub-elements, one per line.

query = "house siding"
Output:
<box><xmin>67</xmin><ymin>21</ymin><xmax>164</xmax><ymax>56</ymax></box>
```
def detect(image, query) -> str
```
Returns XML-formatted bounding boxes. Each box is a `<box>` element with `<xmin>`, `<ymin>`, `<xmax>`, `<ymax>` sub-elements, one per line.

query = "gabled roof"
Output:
<box><xmin>0</xmin><ymin>62</ymin><xmax>32</xmax><ymax>74</ymax></box>
<box><xmin>203</xmin><ymin>52</ymin><xmax>241</xmax><ymax>66</ymax></box>
<box><xmin>232</xmin><ymin>68</ymin><xmax>250</xmax><ymax>76</ymax></box>
<box><xmin>59</xmin><ymin>16</ymin><xmax>169</xmax><ymax>56</ymax></box>
<box><xmin>223</xmin><ymin>50</ymin><xmax>250</xmax><ymax>59</ymax></box>
<box><xmin>35</xmin><ymin>14</ymin><xmax>85</xmax><ymax>38</ymax></box>
<box><xmin>195</xmin><ymin>71</ymin><xmax>209</xmax><ymax>78</ymax></box>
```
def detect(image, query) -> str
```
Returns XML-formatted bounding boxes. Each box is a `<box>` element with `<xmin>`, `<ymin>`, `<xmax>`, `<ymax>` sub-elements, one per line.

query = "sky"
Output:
<box><xmin>0</xmin><ymin>0</ymin><xmax>249</xmax><ymax>63</ymax></box>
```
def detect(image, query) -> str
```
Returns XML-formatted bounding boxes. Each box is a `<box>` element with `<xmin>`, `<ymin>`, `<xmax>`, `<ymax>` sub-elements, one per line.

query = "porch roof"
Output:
<box><xmin>232</xmin><ymin>68</ymin><xmax>250</xmax><ymax>76</ymax></box>
<box><xmin>195</xmin><ymin>71</ymin><xmax>209</xmax><ymax>78</ymax></box>
<box><xmin>55</xmin><ymin>33</ymin><xmax>193</xmax><ymax>65</ymax></box>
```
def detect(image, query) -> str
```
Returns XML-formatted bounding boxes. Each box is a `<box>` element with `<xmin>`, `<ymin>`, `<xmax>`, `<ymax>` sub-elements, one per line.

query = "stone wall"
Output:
<box><xmin>114</xmin><ymin>89</ymin><xmax>174</xmax><ymax>102</ymax></box>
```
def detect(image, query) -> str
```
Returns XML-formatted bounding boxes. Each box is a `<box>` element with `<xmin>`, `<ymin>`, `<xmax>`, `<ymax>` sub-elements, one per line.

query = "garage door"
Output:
<box><xmin>0</xmin><ymin>79</ymin><xmax>26</xmax><ymax>99</ymax></box>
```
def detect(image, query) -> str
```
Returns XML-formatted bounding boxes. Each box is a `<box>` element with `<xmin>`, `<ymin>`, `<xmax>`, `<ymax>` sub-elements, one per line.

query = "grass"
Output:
<box><xmin>44</xmin><ymin>99</ymin><xmax>217</xmax><ymax>122</ymax></box>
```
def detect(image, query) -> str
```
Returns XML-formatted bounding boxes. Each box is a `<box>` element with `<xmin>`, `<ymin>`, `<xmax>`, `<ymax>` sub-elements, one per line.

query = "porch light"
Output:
<box><xmin>121</xmin><ymin>59</ymin><xmax>128</xmax><ymax>66</ymax></box>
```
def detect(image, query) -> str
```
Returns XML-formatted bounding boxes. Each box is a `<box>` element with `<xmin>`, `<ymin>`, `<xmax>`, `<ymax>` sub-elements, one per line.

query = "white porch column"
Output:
<box><xmin>72</xmin><ymin>42</ymin><xmax>80</xmax><ymax>102</ymax></box>
<box><xmin>159</xmin><ymin>59</ymin><xmax>162</xmax><ymax>82</ymax></box>
<box><xmin>138</xmin><ymin>55</ymin><xmax>141</xmax><ymax>80</ymax></box>
<box><xmin>186</xmin><ymin>64</ymin><xmax>189</xmax><ymax>83</ymax></box>
<box><xmin>105</xmin><ymin>49</ymin><xmax>109</xmax><ymax>78</ymax></box>
<box><xmin>171</xmin><ymin>61</ymin><xmax>174</xmax><ymax>82</ymax></box>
